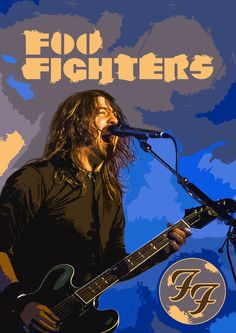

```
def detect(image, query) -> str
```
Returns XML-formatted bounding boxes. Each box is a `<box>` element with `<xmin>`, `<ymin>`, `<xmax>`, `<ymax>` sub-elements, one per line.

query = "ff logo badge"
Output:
<box><xmin>159</xmin><ymin>258</ymin><xmax>226</xmax><ymax>325</ymax></box>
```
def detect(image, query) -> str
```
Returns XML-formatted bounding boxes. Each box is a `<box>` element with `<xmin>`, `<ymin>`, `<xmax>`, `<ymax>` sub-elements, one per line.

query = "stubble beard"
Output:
<box><xmin>96</xmin><ymin>138</ymin><xmax>114</xmax><ymax>161</ymax></box>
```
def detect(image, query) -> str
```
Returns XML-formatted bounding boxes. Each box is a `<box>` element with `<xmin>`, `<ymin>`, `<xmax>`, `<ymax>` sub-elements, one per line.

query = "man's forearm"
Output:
<box><xmin>0</xmin><ymin>251</ymin><xmax>19</xmax><ymax>292</ymax></box>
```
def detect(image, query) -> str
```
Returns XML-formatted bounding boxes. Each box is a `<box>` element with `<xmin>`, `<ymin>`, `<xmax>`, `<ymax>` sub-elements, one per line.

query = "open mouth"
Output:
<box><xmin>102</xmin><ymin>134</ymin><xmax>116</xmax><ymax>145</ymax></box>
<box><xmin>101</xmin><ymin>128</ymin><xmax>114</xmax><ymax>144</ymax></box>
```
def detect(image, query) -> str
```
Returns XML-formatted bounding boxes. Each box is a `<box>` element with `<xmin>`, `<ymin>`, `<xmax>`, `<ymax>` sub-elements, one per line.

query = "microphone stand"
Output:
<box><xmin>138</xmin><ymin>138</ymin><xmax>236</xmax><ymax>283</ymax></box>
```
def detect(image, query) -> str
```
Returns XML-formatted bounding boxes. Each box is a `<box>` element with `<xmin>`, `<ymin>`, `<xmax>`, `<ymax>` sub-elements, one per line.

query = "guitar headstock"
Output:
<box><xmin>184</xmin><ymin>198</ymin><xmax>236</xmax><ymax>229</ymax></box>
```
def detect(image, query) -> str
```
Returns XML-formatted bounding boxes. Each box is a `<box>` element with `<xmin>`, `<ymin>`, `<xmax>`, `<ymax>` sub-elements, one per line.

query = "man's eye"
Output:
<box><xmin>99</xmin><ymin>110</ymin><xmax>106</xmax><ymax>115</ymax></box>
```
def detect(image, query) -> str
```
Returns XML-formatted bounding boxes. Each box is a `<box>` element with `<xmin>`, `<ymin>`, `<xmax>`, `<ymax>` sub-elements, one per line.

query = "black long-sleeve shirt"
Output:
<box><xmin>0</xmin><ymin>159</ymin><xmax>127</xmax><ymax>291</ymax></box>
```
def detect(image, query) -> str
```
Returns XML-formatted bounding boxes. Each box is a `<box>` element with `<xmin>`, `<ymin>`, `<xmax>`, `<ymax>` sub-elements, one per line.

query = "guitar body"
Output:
<box><xmin>4</xmin><ymin>264</ymin><xmax>119</xmax><ymax>333</ymax></box>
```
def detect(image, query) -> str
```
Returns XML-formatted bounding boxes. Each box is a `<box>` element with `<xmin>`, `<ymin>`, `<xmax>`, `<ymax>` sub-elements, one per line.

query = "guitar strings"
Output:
<box><xmin>52</xmin><ymin>229</ymin><xmax>183</xmax><ymax>316</ymax></box>
<box><xmin>53</xmin><ymin>240</ymin><xmax>170</xmax><ymax>319</ymax></box>
<box><xmin>52</xmin><ymin>232</ymin><xmax>185</xmax><ymax>319</ymax></box>
<box><xmin>51</xmin><ymin>237</ymin><xmax>172</xmax><ymax>317</ymax></box>
<box><xmin>52</xmin><ymin>219</ymin><xmax>189</xmax><ymax>318</ymax></box>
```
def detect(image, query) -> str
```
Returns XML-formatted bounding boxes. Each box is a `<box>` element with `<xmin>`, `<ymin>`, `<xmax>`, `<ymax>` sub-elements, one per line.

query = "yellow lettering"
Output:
<box><xmin>23</xmin><ymin>30</ymin><xmax>49</xmax><ymax>55</ymax></box>
<box><xmin>139</xmin><ymin>53</ymin><xmax>163</xmax><ymax>79</ymax></box>
<box><xmin>114</xmin><ymin>54</ymin><xmax>137</xmax><ymax>81</ymax></box>
<box><xmin>50</xmin><ymin>58</ymin><xmax>62</xmax><ymax>83</ymax></box>
<box><xmin>164</xmin><ymin>55</ymin><xmax>189</xmax><ymax>82</ymax></box>
<box><xmin>22</xmin><ymin>58</ymin><xmax>50</xmax><ymax>79</ymax></box>
<box><xmin>51</xmin><ymin>32</ymin><xmax>75</xmax><ymax>55</ymax></box>
<box><xmin>76</xmin><ymin>30</ymin><xmax>103</xmax><ymax>55</ymax></box>
<box><xmin>63</xmin><ymin>58</ymin><xmax>87</xmax><ymax>82</ymax></box>
<box><xmin>190</xmin><ymin>55</ymin><xmax>214</xmax><ymax>79</ymax></box>
<box><xmin>88</xmin><ymin>58</ymin><xmax>113</xmax><ymax>84</ymax></box>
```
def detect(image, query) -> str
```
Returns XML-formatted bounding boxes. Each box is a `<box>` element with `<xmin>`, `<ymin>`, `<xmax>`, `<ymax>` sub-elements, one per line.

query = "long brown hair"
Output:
<box><xmin>43</xmin><ymin>89</ymin><xmax>135</xmax><ymax>202</ymax></box>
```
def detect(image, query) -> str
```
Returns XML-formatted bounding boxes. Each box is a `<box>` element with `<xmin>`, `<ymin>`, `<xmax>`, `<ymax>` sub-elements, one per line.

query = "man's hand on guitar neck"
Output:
<box><xmin>166</xmin><ymin>223</ymin><xmax>192</xmax><ymax>254</ymax></box>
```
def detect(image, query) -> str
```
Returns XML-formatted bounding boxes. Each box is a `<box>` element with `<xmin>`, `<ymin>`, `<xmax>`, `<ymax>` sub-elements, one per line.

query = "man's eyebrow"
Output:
<box><xmin>97</xmin><ymin>106</ymin><xmax>108</xmax><ymax>110</ymax></box>
<box><xmin>97</xmin><ymin>106</ymin><xmax>116</xmax><ymax>113</ymax></box>
<box><xmin>96</xmin><ymin>105</ymin><xmax>118</xmax><ymax>116</ymax></box>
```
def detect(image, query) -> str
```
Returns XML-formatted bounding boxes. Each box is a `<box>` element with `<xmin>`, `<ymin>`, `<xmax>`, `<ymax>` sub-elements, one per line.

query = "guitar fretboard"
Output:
<box><xmin>75</xmin><ymin>218</ymin><xmax>190</xmax><ymax>304</ymax></box>
<box><xmin>51</xmin><ymin>200</ymin><xmax>229</xmax><ymax>320</ymax></box>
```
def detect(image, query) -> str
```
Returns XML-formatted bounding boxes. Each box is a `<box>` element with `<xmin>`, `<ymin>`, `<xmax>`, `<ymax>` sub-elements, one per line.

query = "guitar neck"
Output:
<box><xmin>50</xmin><ymin>198</ymin><xmax>234</xmax><ymax>321</ymax></box>
<box><xmin>74</xmin><ymin>218</ymin><xmax>190</xmax><ymax>304</ymax></box>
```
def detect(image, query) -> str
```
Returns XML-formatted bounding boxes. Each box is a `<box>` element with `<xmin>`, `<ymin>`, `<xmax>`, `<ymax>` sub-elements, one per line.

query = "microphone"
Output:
<box><xmin>102</xmin><ymin>124</ymin><xmax>172</xmax><ymax>141</ymax></box>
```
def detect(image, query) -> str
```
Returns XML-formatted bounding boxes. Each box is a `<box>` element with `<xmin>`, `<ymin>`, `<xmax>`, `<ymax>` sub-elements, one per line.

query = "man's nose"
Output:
<box><xmin>108</xmin><ymin>113</ymin><xmax>118</xmax><ymax>125</ymax></box>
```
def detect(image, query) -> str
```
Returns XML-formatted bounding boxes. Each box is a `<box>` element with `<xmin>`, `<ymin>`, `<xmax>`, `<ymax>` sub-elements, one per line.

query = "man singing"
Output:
<box><xmin>0</xmin><ymin>90</ymin><xmax>190</xmax><ymax>332</ymax></box>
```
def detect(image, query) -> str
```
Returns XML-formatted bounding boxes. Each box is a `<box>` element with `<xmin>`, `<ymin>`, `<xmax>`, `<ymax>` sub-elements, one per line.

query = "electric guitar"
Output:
<box><xmin>7</xmin><ymin>198</ymin><xmax>236</xmax><ymax>333</ymax></box>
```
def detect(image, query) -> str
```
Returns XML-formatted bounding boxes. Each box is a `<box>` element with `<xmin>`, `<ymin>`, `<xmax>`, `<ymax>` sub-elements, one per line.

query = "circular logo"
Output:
<box><xmin>159</xmin><ymin>258</ymin><xmax>226</xmax><ymax>325</ymax></box>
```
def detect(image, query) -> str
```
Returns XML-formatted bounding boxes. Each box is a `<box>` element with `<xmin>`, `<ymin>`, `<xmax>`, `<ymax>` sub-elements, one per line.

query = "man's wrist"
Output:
<box><xmin>1</xmin><ymin>282</ymin><xmax>28</xmax><ymax>314</ymax></box>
